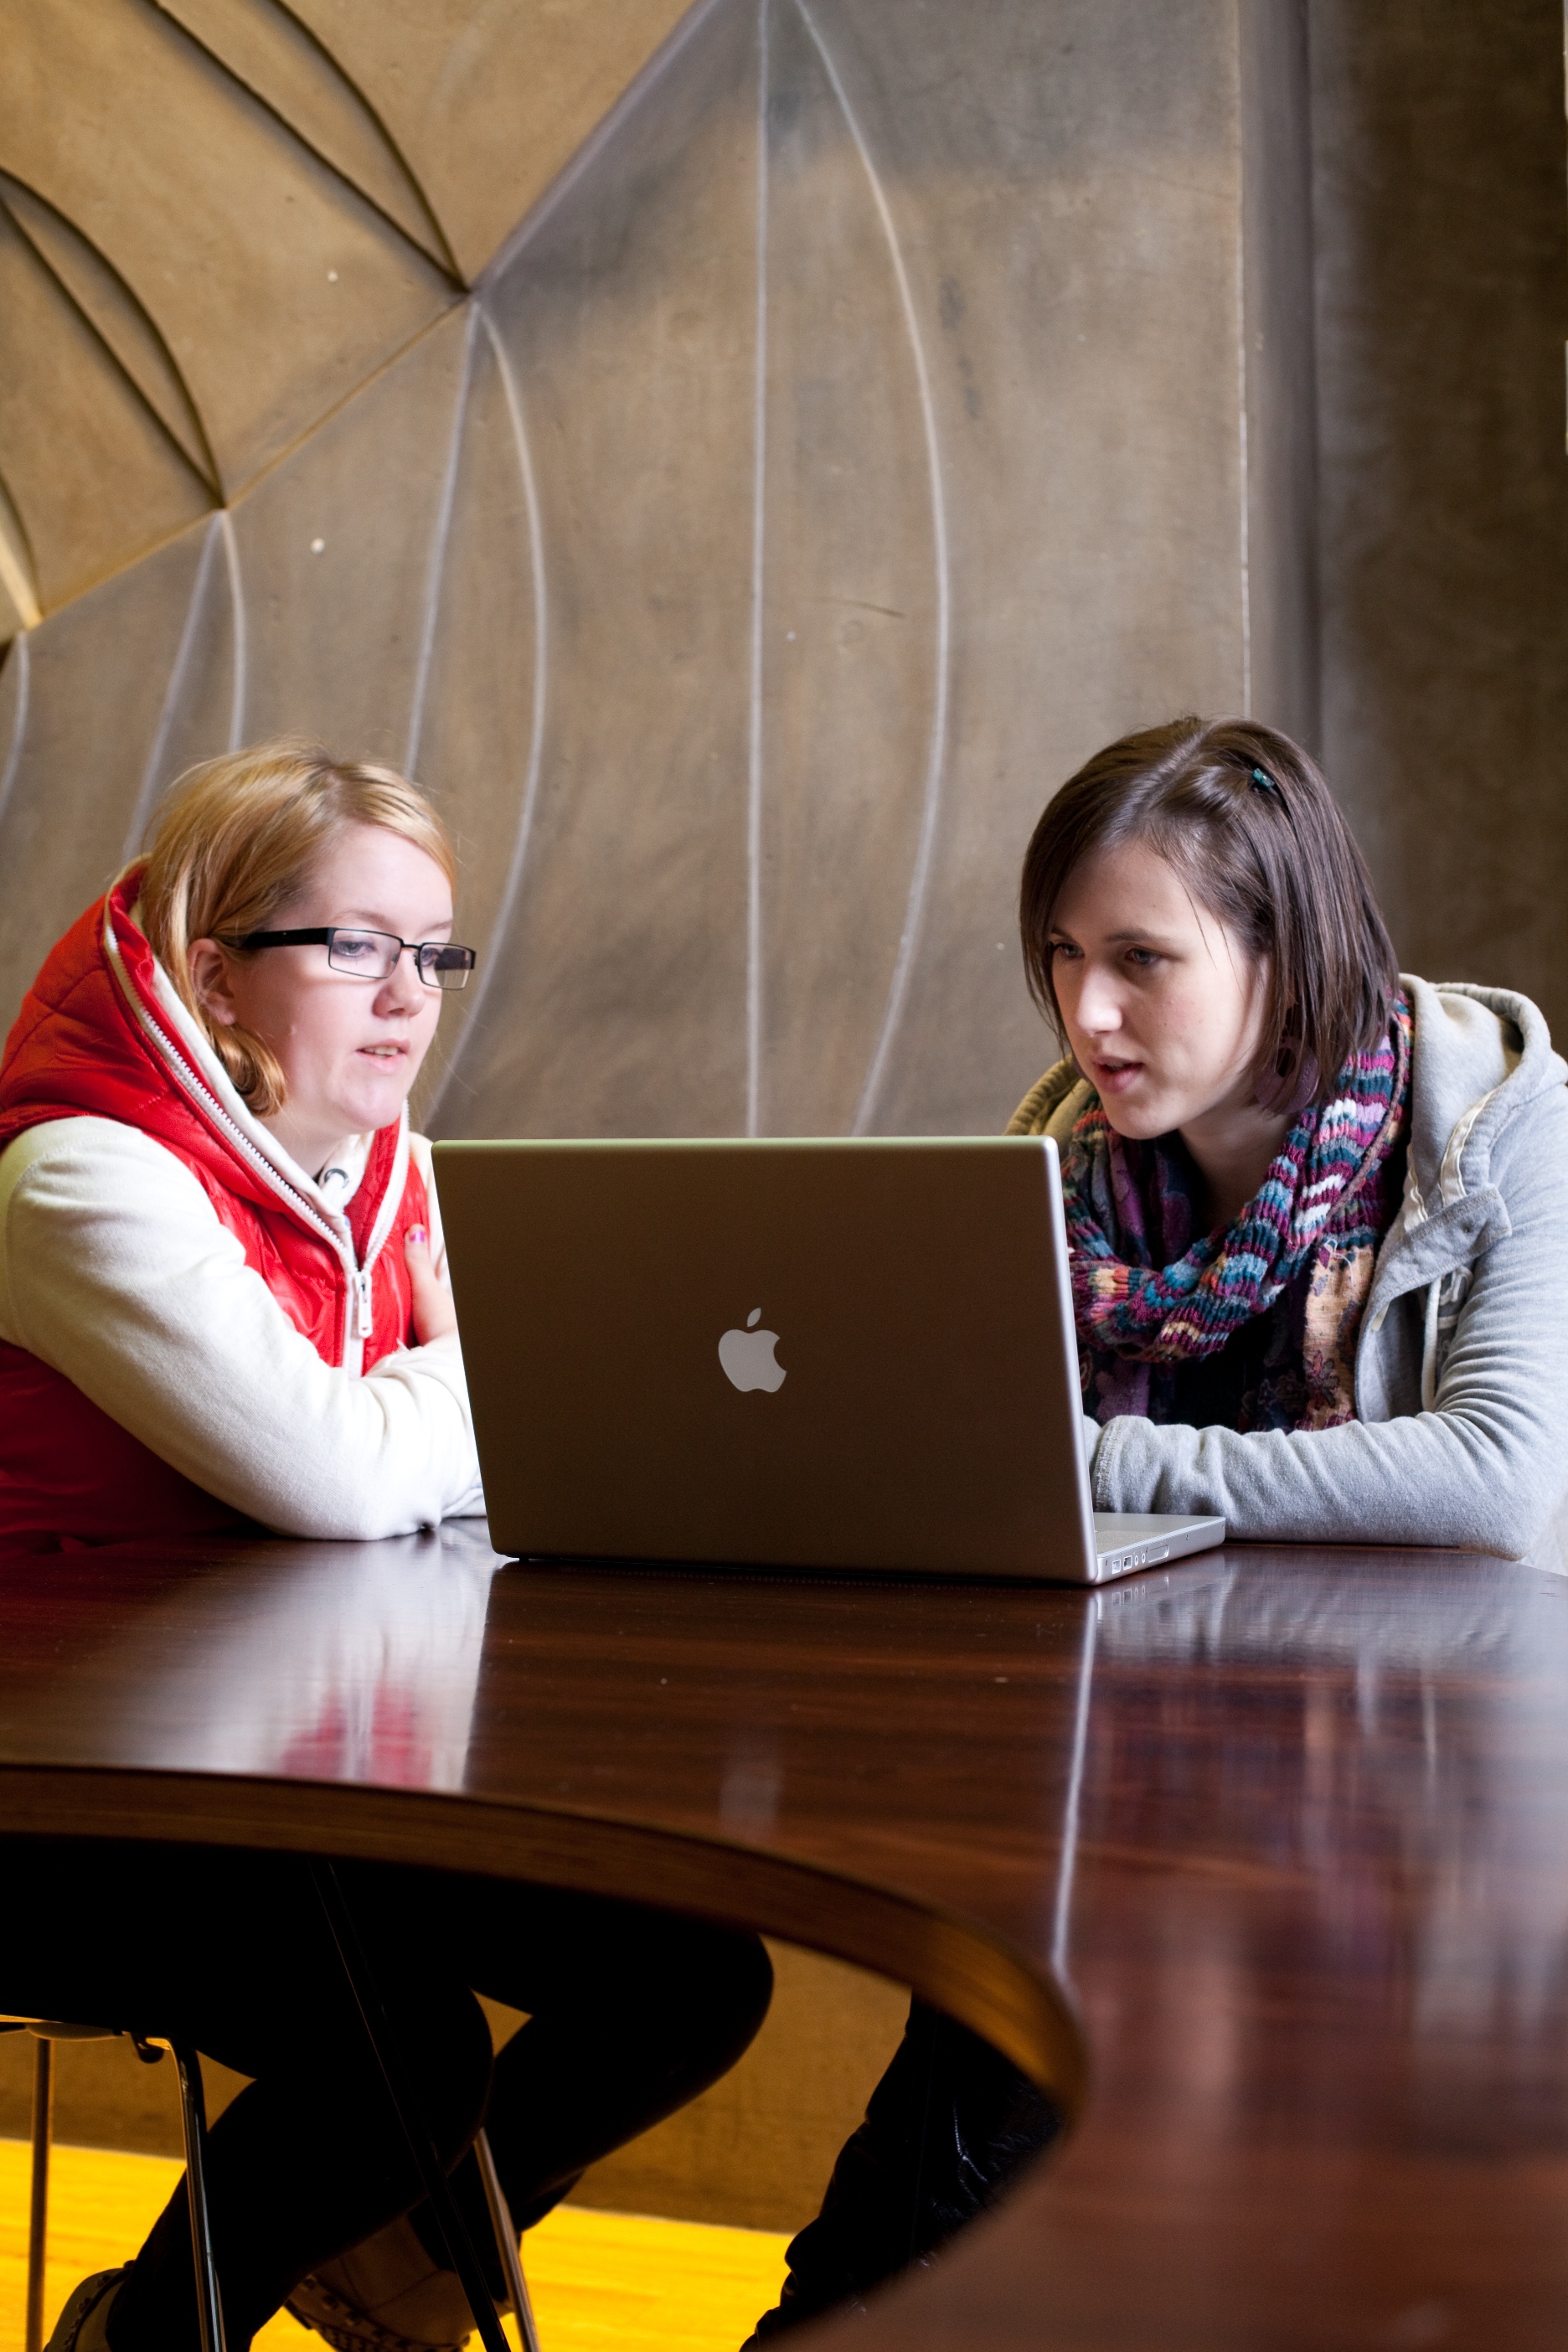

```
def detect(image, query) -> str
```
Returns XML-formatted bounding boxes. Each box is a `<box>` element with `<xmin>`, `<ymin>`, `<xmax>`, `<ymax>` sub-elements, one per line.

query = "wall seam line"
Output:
<box><xmin>745</xmin><ymin>0</ymin><xmax>771</xmax><ymax>1141</ymax></box>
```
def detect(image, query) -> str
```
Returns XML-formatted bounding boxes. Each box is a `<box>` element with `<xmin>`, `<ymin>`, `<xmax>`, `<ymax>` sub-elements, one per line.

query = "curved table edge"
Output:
<box><xmin>0</xmin><ymin>1761</ymin><xmax>1089</xmax><ymax>2118</ymax></box>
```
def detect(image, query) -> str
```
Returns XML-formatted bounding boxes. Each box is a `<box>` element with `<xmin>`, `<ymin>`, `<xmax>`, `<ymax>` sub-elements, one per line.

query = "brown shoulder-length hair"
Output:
<box><xmin>1019</xmin><ymin>716</ymin><xmax>1398</xmax><ymax>1111</ymax></box>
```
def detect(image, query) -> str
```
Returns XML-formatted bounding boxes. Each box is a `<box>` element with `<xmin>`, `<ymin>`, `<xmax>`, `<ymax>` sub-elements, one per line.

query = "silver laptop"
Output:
<box><xmin>433</xmin><ymin>1135</ymin><xmax>1224</xmax><ymax>1584</ymax></box>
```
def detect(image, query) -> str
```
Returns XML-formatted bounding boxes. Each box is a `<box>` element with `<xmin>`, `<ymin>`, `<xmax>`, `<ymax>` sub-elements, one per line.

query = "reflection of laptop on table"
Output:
<box><xmin>434</xmin><ymin>1136</ymin><xmax>1224</xmax><ymax>1585</ymax></box>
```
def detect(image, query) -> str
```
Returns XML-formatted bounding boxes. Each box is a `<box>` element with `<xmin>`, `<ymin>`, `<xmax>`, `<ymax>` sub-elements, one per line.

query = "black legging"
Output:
<box><xmin>0</xmin><ymin>1839</ymin><xmax>772</xmax><ymax>2352</ymax></box>
<box><xmin>743</xmin><ymin>1999</ymin><xmax>1062</xmax><ymax>2343</ymax></box>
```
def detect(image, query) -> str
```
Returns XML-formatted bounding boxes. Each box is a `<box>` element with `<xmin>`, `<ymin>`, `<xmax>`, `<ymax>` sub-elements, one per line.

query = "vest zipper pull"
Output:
<box><xmin>354</xmin><ymin>1267</ymin><xmax>374</xmax><ymax>1340</ymax></box>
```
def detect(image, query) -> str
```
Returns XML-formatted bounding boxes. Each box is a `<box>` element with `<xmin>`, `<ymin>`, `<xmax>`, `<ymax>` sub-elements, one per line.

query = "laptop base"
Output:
<box><xmin>1091</xmin><ymin>1513</ymin><xmax>1226</xmax><ymax>1582</ymax></box>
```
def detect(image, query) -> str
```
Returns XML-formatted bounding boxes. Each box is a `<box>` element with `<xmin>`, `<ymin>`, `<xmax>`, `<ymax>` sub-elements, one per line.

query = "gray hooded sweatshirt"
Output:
<box><xmin>1008</xmin><ymin>976</ymin><xmax>1568</xmax><ymax>1560</ymax></box>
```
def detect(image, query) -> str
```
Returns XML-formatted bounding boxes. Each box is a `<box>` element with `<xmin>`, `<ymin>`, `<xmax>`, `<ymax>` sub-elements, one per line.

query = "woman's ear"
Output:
<box><xmin>188</xmin><ymin>938</ymin><xmax>240</xmax><ymax>1029</ymax></box>
<box><xmin>1254</xmin><ymin>999</ymin><xmax>1318</xmax><ymax>1116</ymax></box>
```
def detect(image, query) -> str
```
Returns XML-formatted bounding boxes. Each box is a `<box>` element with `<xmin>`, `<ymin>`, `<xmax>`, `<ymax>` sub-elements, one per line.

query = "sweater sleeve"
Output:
<box><xmin>0</xmin><ymin>1117</ymin><xmax>486</xmax><ymax>1540</ymax></box>
<box><xmin>1089</xmin><ymin>1087</ymin><xmax>1568</xmax><ymax>1560</ymax></box>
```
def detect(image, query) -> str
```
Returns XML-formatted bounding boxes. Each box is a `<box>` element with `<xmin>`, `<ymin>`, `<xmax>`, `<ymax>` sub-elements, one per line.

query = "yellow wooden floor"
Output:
<box><xmin>0</xmin><ymin>2141</ymin><xmax>787</xmax><ymax>2352</ymax></box>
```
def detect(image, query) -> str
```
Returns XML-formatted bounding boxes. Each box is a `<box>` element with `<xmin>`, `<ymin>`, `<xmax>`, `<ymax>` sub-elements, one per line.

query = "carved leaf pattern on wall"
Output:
<box><xmin>0</xmin><ymin>0</ymin><xmax>1258</xmax><ymax>1136</ymax></box>
<box><xmin>0</xmin><ymin>0</ymin><xmax>948</xmax><ymax>1139</ymax></box>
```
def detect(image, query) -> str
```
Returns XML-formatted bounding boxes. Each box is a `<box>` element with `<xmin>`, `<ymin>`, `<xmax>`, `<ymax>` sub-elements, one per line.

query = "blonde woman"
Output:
<box><xmin>0</xmin><ymin>744</ymin><xmax>771</xmax><ymax>2352</ymax></box>
<box><xmin>0</xmin><ymin>741</ymin><xmax>480</xmax><ymax>1545</ymax></box>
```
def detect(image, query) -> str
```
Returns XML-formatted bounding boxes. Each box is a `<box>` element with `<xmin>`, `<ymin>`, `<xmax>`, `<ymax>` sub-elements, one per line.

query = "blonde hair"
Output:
<box><xmin>136</xmin><ymin>740</ymin><xmax>456</xmax><ymax>1117</ymax></box>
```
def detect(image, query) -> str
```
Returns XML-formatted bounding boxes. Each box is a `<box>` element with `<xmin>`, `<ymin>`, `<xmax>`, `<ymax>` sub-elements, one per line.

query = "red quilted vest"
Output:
<box><xmin>0</xmin><ymin>873</ymin><xmax>428</xmax><ymax>1551</ymax></box>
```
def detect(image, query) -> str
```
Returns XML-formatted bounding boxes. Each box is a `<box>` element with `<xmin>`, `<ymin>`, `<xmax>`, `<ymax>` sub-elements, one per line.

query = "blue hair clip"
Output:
<box><xmin>1250</xmin><ymin>766</ymin><xmax>1282</xmax><ymax>799</ymax></box>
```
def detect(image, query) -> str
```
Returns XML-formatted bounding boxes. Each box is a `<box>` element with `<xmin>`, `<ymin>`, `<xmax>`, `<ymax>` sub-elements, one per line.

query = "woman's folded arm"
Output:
<box><xmin>1091</xmin><ymin>1118</ymin><xmax>1568</xmax><ymax>1559</ymax></box>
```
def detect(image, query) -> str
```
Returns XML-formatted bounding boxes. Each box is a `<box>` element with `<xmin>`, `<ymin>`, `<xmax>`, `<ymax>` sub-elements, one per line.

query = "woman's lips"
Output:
<box><xmin>1091</xmin><ymin>1055</ymin><xmax>1142</xmax><ymax>1096</ymax></box>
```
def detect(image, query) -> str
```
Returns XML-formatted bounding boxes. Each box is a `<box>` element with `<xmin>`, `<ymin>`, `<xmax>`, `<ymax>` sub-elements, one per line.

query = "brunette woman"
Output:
<box><xmin>744</xmin><ymin>713</ymin><xmax>1568</xmax><ymax>2343</ymax></box>
<box><xmin>1017</xmin><ymin>714</ymin><xmax>1568</xmax><ymax>1547</ymax></box>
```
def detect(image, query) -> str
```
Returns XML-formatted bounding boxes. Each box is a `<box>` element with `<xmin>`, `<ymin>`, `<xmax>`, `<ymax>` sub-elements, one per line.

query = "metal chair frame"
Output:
<box><xmin>310</xmin><ymin>1859</ymin><xmax>543</xmax><ymax>2352</ymax></box>
<box><xmin>2</xmin><ymin>2019</ymin><xmax>224</xmax><ymax>2352</ymax></box>
<box><xmin>8</xmin><ymin>1964</ymin><xmax>542</xmax><ymax>2352</ymax></box>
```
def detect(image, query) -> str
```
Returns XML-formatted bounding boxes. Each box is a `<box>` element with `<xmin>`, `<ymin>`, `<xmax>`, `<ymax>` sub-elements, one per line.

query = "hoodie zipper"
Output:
<box><xmin>103</xmin><ymin>900</ymin><xmax>406</xmax><ymax>1370</ymax></box>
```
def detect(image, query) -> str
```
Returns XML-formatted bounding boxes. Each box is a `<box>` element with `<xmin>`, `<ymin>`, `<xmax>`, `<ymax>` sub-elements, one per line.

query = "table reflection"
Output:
<box><xmin>0</xmin><ymin>1521</ymin><xmax>504</xmax><ymax>1791</ymax></box>
<box><xmin>1060</xmin><ymin>1553</ymin><xmax>1568</xmax><ymax>2159</ymax></box>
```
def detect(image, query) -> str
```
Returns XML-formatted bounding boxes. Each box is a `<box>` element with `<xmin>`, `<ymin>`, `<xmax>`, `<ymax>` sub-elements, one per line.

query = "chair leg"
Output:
<box><xmin>473</xmin><ymin>2131</ymin><xmax>541</xmax><ymax>2352</ymax></box>
<box><xmin>25</xmin><ymin>2035</ymin><xmax>53</xmax><ymax>2352</ymax></box>
<box><xmin>310</xmin><ymin>1860</ymin><xmax>513</xmax><ymax>2352</ymax></box>
<box><xmin>169</xmin><ymin>2041</ymin><xmax>227</xmax><ymax>2352</ymax></box>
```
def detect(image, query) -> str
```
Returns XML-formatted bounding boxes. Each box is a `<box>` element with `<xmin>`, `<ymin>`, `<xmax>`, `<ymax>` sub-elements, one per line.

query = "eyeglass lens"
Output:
<box><xmin>325</xmin><ymin>931</ymin><xmax>475</xmax><ymax>990</ymax></box>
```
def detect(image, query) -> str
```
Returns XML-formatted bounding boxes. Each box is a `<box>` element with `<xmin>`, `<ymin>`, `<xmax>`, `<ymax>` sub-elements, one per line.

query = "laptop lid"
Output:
<box><xmin>434</xmin><ymin>1135</ymin><xmax>1215</xmax><ymax>1582</ymax></box>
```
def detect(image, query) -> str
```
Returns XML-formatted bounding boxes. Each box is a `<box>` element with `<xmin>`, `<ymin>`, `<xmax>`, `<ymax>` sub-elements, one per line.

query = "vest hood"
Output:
<box><xmin>0</xmin><ymin>869</ymin><xmax>407</xmax><ymax>1272</ymax></box>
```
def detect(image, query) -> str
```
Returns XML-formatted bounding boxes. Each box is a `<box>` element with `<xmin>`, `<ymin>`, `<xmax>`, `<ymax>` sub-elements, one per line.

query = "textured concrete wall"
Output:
<box><xmin>1241</xmin><ymin>0</ymin><xmax>1319</xmax><ymax>749</ymax></box>
<box><xmin>0</xmin><ymin>0</ymin><xmax>1282</xmax><ymax>1142</ymax></box>
<box><xmin>3</xmin><ymin>2</ymin><xmax>1563</xmax><ymax>1073</ymax></box>
<box><xmin>1311</xmin><ymin>0</ymin><xmax>1568</xmax><ymax>1031</ymax></box>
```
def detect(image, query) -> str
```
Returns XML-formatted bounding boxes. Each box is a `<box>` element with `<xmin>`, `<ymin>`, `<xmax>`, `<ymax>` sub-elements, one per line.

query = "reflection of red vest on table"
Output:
<box><xmin>0</xmin><ymin>872</ymin><xmax>427</xmax><ymax>1550</ymax></box>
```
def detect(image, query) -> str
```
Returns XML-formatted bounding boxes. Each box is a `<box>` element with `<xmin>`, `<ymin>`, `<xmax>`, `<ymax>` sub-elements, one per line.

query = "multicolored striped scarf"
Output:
<box><xmin>1066</xmin><ymin>995</ymin><xmax>1412</xmax><ymax>1433</ymax></box>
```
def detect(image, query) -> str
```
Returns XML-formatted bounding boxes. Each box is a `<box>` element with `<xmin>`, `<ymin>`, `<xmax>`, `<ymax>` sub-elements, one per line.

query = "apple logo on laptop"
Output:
<box><xmin>719</xmin><ymin>1308</ymin><xmax>787</xmax><ymax>1393</ymax></box>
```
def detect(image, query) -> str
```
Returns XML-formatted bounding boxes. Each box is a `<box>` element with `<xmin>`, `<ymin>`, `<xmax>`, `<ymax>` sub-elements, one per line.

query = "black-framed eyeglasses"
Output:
<box><xmin>232</xmin><ymin>927</ymin><xmax>477</xmax><ymax>991</ymax></box>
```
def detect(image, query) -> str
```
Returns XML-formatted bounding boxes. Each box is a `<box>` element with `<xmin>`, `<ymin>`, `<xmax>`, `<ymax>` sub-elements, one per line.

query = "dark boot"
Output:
<box><xmin>742</xmin><ymin>2000</ymin><xmax>1061</xmax><ymax>2344</ymax></box>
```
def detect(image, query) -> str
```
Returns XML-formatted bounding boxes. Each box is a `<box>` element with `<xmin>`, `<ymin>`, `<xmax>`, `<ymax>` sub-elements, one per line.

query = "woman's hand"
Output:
<box><xmin>405</xmin><ymin>1225</ymin><xmax>458</xmax><ymax>1347</ymax></box>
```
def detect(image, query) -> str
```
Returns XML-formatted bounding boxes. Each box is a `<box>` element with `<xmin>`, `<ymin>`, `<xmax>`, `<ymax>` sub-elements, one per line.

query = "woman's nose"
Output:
<box><xmin>1073</xmin><ymin>966</ymin><xmax>1123</xmax><ymax>1034</ymax></box>
<box><xmin>379</xmin><ymin>949</ymin><xmax>427</xmax><ymax>1011</ymax></box>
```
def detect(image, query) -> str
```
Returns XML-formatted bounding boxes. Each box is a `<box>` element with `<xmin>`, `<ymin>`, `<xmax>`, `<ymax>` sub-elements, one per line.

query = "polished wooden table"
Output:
<box><xmin>3</xmin><ymin>1527</ymin><xmax>1567</xmax><ymax>2349</ymax></box>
